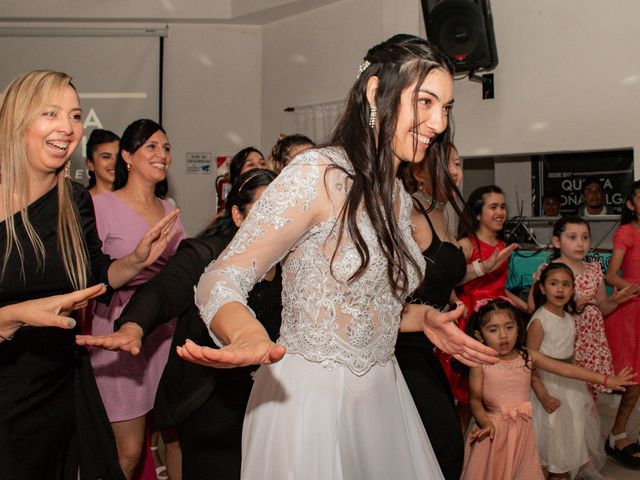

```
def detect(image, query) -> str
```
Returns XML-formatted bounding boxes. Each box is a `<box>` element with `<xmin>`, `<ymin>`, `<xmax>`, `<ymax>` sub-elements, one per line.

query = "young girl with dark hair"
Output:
<box><xmin>78</xmin><ymin>169</ymin><xmax>280</xmax><ymax>479</ymax></box>
<box><xmin>457</xmin><ymin>185</ymin><xmax>525</xmax><ymax>315</ymax></box>
<box><xmin>462</xmin><ymin>297</ymin><xmax>635</xmax><ymax>480</ymax></box>
<box><xmin>179</xmin><ymin>34</ymin><xmax>496</xmax><ymax>479</ymax></box>
<box><xmin>526</xmin><ymin>216</ymin><xmax>637</xmax><ymax>396</ymax></box>
<box><xmin>528</xmin><ymin>263</ymin><xmax>616</xmax><ymax>479</ymax></box>
<box><xmin>85</xmin><ymin>128</ymin><xmax>120</xmax><ymax>196</ymax></box>
<box><xmin>603</xmin><ymin>180</ymin><xmax>640</xmax><ymax>467</ymax></box>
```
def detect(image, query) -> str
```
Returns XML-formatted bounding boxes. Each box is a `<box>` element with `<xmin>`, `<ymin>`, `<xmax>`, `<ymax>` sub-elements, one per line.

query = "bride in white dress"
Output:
<box><xmin>178</xmin><ymin>34</ymin><xmax>497</xmax><ymax>479</ymax></box>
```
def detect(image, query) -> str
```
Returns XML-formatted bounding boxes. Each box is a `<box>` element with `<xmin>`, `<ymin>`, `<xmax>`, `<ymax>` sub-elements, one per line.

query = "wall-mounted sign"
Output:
<box><xmin>186</xmin><ymin>152</ymin><xmax>213</xmax><ymax>174</ymax></box>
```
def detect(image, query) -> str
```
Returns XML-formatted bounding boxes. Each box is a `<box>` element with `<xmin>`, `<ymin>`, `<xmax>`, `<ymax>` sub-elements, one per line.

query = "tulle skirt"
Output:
<box><xmin>531</xmin><ymin>370</ymin><xmax>605</xmax><ymax>477</ymax></box>
<box><xmin>241</xmin><ymin>353</ymin><xmax>444</xmax><ymax>480</ymax></box>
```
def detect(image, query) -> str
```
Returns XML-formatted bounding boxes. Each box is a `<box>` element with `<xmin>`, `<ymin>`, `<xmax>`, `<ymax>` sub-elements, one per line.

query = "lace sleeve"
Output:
<box><xmin>195</xmin><ymin>151</ymin><xmax>331</xmax><ymax>342</ymax></box>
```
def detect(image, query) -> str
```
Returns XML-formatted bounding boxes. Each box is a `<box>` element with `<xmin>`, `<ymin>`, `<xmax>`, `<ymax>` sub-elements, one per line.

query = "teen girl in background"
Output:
<box><xmin>603</xmin><ymin>180</ymin><xmax>640</xmax><ymax>467</ymax></box>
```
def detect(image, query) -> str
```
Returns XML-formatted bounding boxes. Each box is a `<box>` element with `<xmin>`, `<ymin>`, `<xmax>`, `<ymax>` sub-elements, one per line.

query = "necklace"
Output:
<box><xmin>414</xmin><ymin>189</ymin><xmax>447</xmax><ymax>210</ymax></box>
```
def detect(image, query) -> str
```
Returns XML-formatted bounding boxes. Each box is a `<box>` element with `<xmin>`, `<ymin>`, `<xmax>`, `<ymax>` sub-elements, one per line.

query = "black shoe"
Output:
<box><xmin>605</xmin><ymin>433</ymin><xmax>640</xmax><ymax>468</ymax></box>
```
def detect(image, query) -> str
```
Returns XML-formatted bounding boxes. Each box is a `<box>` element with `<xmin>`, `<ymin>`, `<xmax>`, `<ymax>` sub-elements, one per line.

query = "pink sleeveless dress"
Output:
<box><xmin>462</xmin><ymin>355</ymin><xmax>544</xmax><ymax>480</ymax></box>
<box><xmin>89</xmin><ymin>192</ymin><xmax>186</xmax><ymax>421</ymax></box>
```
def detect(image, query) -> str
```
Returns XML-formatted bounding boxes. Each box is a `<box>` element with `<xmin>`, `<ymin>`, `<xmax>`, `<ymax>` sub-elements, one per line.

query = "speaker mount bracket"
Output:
<box><xmin>468</xmin><ymin>72</ymin><xmax>494</xmax><ymax>99</ymax></box>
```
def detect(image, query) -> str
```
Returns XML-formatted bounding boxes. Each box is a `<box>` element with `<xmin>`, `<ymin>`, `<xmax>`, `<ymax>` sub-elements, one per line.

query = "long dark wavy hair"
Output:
<box><xmin>198</xmin><ymin>168</ymin><xmax>277</xmax><ymax>239</ymax></box>
<box><xmin>532</xmin><ymin>262</ymin><xmax>577</xmax><ymax>313</ymax></box>
<box><xmin>466</xmin><ymin>297</ymin><xmax>531</xmax><ymax>368</ymax></box>
<box><xmin>86</xmin><ymin>128</ymin><xmax>120</xmax><ymax>188</ymax></box>
<box><xmin>549</xmin><ymin>215</ymin><xmax>590</xmax><ymax>260</ymax></box>
<box><xmin>330</xmin><ymin>34</ymin><xmax>455</xmax><ymax>298</ymax></box>
<box><xmin>114</xmin><ymin>119</ymin><xmax>168</xmax><ymax>198</ymax></box>
<box><xmin>229</xmin><ymin>147</ymin><xmax>264</xmax><ymax>185</ymax></box>
<box><xmin>621</xmin><ymin>180</ymin><xmax>640</xmax><ymax>225</ymax></box>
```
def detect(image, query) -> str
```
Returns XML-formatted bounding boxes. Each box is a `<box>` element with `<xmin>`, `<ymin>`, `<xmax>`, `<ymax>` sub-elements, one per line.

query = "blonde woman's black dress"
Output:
<box><xmin>0</xmin><ymin>183</ymin><xmax>123</xmax><ymax>480</ymax></box>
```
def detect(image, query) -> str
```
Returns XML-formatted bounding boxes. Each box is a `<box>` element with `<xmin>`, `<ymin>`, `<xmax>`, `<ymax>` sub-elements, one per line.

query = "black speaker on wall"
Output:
<box><xmin>421</xmin><ymin>0</ymin><xmax>498</xmax><ymax>73</ymax></box>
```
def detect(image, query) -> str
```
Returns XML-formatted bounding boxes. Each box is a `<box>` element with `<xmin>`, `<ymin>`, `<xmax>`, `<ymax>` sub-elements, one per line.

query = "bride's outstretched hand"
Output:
<box><xmin>176</xmin><ymin>335</ymin><xmax>286</xmax><ymax>369</ymax></box>
<box><xmin>423</xmin><ymin>303</ymin><xmax>498</xmax><ymax>367</ymax></box>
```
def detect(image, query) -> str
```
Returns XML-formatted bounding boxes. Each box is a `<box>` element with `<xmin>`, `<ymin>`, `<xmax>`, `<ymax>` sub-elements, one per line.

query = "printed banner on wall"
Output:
<box><xmin>530</xmin><ymin>148</ymin><xmax>634</xmax><ymax>216</ymax></box>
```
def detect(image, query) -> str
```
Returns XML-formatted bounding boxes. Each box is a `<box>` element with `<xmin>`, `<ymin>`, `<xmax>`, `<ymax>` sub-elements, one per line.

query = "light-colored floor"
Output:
<box><xmin>596</xmin><ymin>393</ymin><xmax>640</xmax><ymax>479</ymax></box>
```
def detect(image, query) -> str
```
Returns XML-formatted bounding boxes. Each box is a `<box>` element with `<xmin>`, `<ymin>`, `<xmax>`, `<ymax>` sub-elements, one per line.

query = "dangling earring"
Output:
<box><xmin>369</xmin><ymin>106</ymin><xmax>377</xmax><ymax>128</ymax></box>
<box><xmin>64</xmin><ymin>161</ymin><xmax>71</xmax><ymax>178</ymax></box>
<box><xmin>126</xmin><ymin>162</ymin><xmax>131</xmax><ymax>172</ymax></box>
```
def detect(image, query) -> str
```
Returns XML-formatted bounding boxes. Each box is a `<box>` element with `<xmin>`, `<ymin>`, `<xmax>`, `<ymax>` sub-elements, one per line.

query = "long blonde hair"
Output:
<box><xmin>0</xmin><ymin>70</ymin><xmax>88</xmax><ymax>289</ymax></box>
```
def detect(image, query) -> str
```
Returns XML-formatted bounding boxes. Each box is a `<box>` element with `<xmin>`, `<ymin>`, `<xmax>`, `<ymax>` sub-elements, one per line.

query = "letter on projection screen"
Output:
<box><xmin>0</xmin><ymin>35</ymin><xmax>160</xmax><ymax>184</ymax></box>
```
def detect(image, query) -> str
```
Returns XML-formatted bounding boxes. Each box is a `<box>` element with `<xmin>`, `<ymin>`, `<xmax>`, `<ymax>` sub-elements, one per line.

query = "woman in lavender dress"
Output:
<box><xmin>89</xmin><ymin>119</ymin><xmax>186</xmax><ymax>478</ymax></box>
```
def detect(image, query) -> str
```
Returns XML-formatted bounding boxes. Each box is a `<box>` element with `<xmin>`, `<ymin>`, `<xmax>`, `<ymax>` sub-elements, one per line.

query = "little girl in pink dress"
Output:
<box><xmin>462</xmin><ymin>297</ymin><xmax>633</xmax><ymax>480</ymax></box>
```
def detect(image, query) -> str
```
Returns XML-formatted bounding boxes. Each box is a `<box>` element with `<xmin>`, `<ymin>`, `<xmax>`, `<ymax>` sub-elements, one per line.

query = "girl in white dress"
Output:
<box><xmin>527</xmin><ymin>262</ymin><xmax>608</xmax><ymax>479</ymax></box>
<box><xmin>178</xmin><ymin>34</ymin><xmax>496</xmax><ymax>480</ymax></box>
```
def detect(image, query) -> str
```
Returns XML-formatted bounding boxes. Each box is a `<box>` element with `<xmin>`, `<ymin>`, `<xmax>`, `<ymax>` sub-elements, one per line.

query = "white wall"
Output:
<box><xmin>453</xmin><ymin>0</ymin><xmax>640</xmax><ymax>213</ymax></box>
<box><xmin>260</xmin><ymin>0</ymin><xmax>424</xmax><ymax>150</ymax></box>
<box><xmin>163</xmin><ymin>24</ymin><xmax>263</xmax><ymax>235</ymax></box>
<box><xmin>261</xmin><ymin>0</ymin><xmax>640</xmax><ymax>218</ymax></box>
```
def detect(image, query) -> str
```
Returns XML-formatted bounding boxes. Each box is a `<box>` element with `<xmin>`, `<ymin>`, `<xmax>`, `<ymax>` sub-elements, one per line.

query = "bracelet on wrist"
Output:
<box><xmin>603</xmin><ymin>373</ymin><xmax>609</xmax><ymax>387</ymax></box>
<box><xmin>472</xmin><ymin>259</ymin><xmax>485</xmax><ymax>277</ymax></box>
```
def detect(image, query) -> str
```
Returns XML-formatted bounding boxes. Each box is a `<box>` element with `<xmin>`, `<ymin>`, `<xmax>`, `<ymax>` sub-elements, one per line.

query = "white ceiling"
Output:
<box><xmin>0</xmin><ymin>0</ymin><xmax>343</xmax><ymax>25</ymax></box>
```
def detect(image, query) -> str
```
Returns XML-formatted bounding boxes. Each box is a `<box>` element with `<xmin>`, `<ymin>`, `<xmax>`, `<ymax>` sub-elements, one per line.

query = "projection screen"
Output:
<box><xmin>0</xmin><ymin>29</ymin><xmax>164</xmax><ymax>184</ymax></box>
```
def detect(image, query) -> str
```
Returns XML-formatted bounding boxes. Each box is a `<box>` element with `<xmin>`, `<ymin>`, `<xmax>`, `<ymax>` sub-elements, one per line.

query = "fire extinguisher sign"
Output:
<box><xmin>186</xmin><ymin>152</ymin><xmax>213</xmax><ymax>174</ymax></box>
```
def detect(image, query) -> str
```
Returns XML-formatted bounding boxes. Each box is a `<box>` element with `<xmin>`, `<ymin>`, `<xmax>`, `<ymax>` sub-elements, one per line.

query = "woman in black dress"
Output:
<box><xmin>0</xmin><ymin>70</ymin><xmax>179</xmax><ymax>480</ymax></box>
<box><xmin>77</xmin><ymin>168</ymin><xmax>282</xmax><ymax>480</ymax></box>
<box><xmin>395</xmin><ymin>143</ymin><xmax>467</xmax><ymax>479</ymax></box>
<box><xmin>396</xmin><ymin>143</ymin><xmax>514</xmax><ymax>479</ymax></box>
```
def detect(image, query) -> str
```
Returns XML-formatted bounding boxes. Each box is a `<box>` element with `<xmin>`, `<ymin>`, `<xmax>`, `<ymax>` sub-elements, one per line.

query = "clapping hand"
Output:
<box><xmin>131</xmin><ymin>209</ymin><xmax>180</xmax><ymax>269</ymax></box>
<box><xmin>481</xmin><ymin>243</ymin><xmax>518</xmax><ymax>274</ymax></box>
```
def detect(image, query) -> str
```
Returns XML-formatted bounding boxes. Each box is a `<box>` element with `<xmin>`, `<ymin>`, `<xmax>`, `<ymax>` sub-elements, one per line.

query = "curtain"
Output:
<box><xmin>292</xmin><ymin>100</ymin><xmax>345</xmax><ymax>144</ymax></box>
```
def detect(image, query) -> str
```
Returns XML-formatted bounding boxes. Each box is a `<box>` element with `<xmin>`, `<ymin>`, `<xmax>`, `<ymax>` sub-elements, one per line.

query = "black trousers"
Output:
<box><xmin>396</xmin><ymin>342</ymin><xmax>465</xmax><ymax>480</ymax></box>
<box><xmin>176</xmin><ymin>373</ymin><xmax>254</xmax><ymax>480</ymax></box>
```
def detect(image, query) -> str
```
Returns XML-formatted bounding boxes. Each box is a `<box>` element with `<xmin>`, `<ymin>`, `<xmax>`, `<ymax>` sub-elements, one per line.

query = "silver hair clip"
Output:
<box><xmin>357</xmin><ymin>60</ymin><xmax>371</xmax><ymax>79</ymax></box>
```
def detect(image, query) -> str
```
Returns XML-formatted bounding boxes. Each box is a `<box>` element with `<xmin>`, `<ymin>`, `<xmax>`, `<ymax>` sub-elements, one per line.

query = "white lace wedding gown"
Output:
<box><xmin>196</xmin><ymin>147</ymin><xmax>444</xmax><ymax>479</ymax></box>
